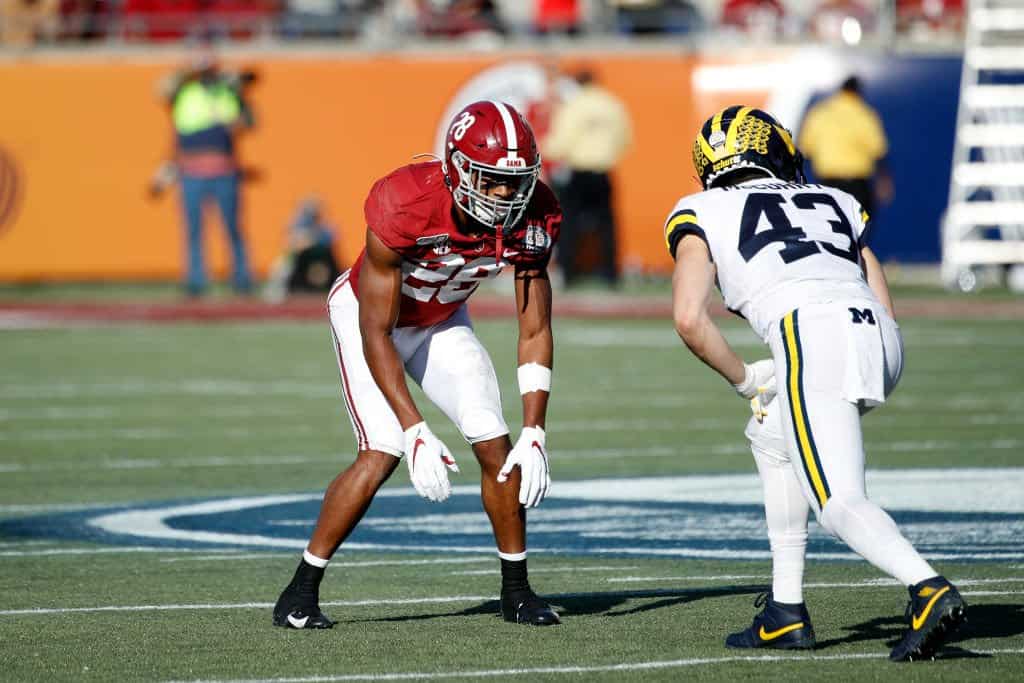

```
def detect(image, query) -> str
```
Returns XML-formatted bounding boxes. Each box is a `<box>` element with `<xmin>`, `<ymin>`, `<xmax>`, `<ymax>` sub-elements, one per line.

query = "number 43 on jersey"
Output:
<box><xmin>739</xmin><ymin>192</ymin><xmax>859</xmax><ymax>265</ymax></box>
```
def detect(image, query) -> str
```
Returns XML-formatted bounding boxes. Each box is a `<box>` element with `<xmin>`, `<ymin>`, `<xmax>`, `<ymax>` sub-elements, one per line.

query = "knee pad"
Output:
<box><xmin>819</xmin><ymin>494</ymin><xmax>866</xmax><ymax>538</ymax></box>
<box><xmin>459</xmin><ymin>407</ymin><xmax>508</xmax><ymax>444</ymax></box>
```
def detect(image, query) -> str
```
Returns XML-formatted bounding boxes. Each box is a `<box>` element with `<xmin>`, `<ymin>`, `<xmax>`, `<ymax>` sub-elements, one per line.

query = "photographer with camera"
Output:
<box><xmin>153</xmin><ymin>38</ymin><xmax>256</xmax><ymax>297</ymax></box>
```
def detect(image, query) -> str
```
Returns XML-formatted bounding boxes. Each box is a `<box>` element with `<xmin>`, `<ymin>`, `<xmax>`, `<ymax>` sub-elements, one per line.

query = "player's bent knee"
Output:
<box><xmin>354</xmin><ymin>448</ymin><xmax>402</xmax><ymax>480</ymax></box>
<box><xmin>460</xmin><ymin>408</ymin><xmax>508</xmax><ymax>444</ymax></box>
<box><xmin>818</xmin><ymin>494</ymin><xmax>867</xmax><ymax>537</ymax></box>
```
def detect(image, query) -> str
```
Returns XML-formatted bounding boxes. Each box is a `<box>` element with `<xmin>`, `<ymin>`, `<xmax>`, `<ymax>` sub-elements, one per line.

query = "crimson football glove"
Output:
<box><xmin>403</xmin><ymin>422</ymin><xmax>459</xmax><ymax>503</ymax></box>
<box><xmin>498</xmin><ymin>426</ymin><xmax>551</xmax><ymax>508</ymax></box>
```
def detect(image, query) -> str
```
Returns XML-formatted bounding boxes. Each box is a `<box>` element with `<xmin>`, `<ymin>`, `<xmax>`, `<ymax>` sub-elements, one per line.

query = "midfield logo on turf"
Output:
<box><xmin>2</xmin><ymin>471</ymin><xmax>1022</xmax><ymax>561</ymax></box>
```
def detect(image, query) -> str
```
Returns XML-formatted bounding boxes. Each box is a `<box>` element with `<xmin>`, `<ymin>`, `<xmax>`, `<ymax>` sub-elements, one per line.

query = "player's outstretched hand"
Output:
<box><xmin>498</xmin><ymin>426</ymin><xmax>551</xmax><ymax>508</ymax></box>
<box><xmin>403</xmin><ymin>422</ymin><xmax>459</xmax><ymax>502</ymax></box>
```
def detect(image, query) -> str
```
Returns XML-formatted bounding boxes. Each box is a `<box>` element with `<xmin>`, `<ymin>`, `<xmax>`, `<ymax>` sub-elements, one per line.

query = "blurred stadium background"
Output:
<box><xmin>3</xmin><ymin>2</ymin><xmax>1024</xmax><ymax>681</ymax></box>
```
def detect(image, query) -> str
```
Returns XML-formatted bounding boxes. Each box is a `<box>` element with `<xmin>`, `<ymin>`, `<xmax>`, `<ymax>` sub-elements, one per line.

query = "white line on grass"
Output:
<box><xmin>608</xmin><ymin>576</ymin><xmax>1024</xmax><ymax>587</ymax></box>
<box><xmin>160</xmin><ymin>556</ymin><xmax>495</xmax><ymax>567</ymax></box>
<box><xmin>451</xmin><ymin>566</ymin><xmax>639</xmax><ymax>576</ymax></box>
<box><xmin>0</xmin><ymin>547</ymin><xmax>249</xmax><ymax>558</ymax></box>
<box><xmin>2</xmin><ymin>577</ymin><xmax>1019</xmax><ymax>617</ymax></box>
<box><xmin>163</xmin><ymin>648</ymin><xmax>1024</xmax><ymax>683</ymax></box>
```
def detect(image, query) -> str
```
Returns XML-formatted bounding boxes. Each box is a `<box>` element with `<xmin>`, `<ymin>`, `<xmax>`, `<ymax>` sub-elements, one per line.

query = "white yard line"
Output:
<box><xmin>160</xmin><ymin>556</ymin><xmax>495</xmax><ymax>567</ymax></box>
<box><xmin>2</xmin><ymin>578</ymin><xmax>1020</xmax><ymax>617</ymax></box>
<box><xmin>0</xmin><ymin>547</ymin><xmax>242</xmax><ymax>558</ymax></box>
<box><xmin>451</xmin><ymin>566</ymin><xmax>639</xmax><ymax>576</ymax></box>
<box><xmin>608</xmin><ymin>576</ymin><xmax>1024</xmax><ymax>587</ymax></box>
<box><xmin>164</xmin><ymin>649</ymin><xmax>1024</xmax><ymax>683</ymax></box>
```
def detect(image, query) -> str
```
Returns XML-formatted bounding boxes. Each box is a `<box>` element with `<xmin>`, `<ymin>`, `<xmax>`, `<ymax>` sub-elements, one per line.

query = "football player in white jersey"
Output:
<box><xmin>664</xmin><ymin>106</ymin><xmax>966</xmax><ymax>661</ymax></box>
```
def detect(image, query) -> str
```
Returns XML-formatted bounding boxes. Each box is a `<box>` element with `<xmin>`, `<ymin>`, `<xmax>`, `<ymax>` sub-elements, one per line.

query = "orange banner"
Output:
<box><xmin>0</xmin><ymin>52</ymin><xmax>773</xmax><ymax>282</ymax></box>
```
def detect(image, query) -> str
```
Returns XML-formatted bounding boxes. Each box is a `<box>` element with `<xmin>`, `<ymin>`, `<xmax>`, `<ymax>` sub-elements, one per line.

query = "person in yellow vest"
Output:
<box><xmin>161</xmin><ymin>43</ymin><xmax>255</xmax><ymax>296</ymax></box>
<box><xmin>798</xmin><ymin>76</ymin><xmax>893</xmax><ymax>235</ymax></box>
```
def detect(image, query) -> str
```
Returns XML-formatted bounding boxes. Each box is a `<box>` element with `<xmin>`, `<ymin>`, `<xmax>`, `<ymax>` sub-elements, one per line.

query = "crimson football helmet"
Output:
<box><xmin>443</xmin><ymin>100</ymin><xmax>541</xmax><ymax>233</ymax></box>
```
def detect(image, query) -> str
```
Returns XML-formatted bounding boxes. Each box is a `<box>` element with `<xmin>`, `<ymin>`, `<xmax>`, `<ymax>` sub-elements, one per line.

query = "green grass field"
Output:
<box><xmin>1</xmin><ymin>304</ymin><xmax>1023</xmax><ymax>681</ymax></box>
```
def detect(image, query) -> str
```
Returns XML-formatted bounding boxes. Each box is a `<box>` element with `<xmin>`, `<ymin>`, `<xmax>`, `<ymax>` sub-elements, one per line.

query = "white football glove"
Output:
<box><xmin>733</xmin><ymin>360</ymin><xmax>777</xmax><ymax>423</ymax></box>
<box><xmin>749</xmin><ymin>375</ymin><xmax>777</xmax><ymax>424</ymax></box>
<box><xmin>403</xmin><ymin>421</ymin><xmax>459</xmax><ymax>503</ymax></box>
<box><xmin>497</xmin><ymin>426</ymin><xmax>551</xmax><ymax>508</ymax></box>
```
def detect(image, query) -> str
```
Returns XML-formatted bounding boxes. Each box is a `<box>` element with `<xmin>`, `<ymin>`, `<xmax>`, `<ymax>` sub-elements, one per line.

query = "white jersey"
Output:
<box><xmin>664</xmin><ymin>179</ymin><xmax>878</xmax><ymax>340</ymax></box>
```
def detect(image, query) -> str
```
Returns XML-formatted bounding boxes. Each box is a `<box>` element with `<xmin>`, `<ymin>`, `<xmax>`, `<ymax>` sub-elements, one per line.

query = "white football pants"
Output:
<box><xmin>327</xmin><ymin>272</ymin><xmax>509</xmax><ymax>458</ymax></box>
<box><xmin>749</xmin><ymin>301</ymin><xmax>936</xmax><ymax>594</ymax></box>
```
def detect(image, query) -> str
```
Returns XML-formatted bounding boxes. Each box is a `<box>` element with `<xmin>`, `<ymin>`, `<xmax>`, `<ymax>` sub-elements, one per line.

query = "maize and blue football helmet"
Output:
<box><xmin>692</xmin><ymin>106</ymin><xmax>805</xmax><ymax>190</ymax></box>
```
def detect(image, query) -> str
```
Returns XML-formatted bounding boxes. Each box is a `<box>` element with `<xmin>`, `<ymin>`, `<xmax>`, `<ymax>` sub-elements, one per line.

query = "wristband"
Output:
<box><xmin>517</xmin><ymin>363</ymin><xmax>552</xmax><ymax>395</ymax></box>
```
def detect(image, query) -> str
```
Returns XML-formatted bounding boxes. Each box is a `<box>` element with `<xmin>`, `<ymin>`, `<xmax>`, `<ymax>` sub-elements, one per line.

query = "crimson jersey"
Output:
<box><xmin>349</xmin><ymin>161</ymin><xmax>561</xmax><ymax>328</ymax></box>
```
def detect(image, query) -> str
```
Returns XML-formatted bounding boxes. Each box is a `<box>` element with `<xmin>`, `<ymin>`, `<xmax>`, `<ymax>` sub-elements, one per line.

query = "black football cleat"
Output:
<box><xmin>726</xmin><ymin>592</ymin><xmax>816</xmax><ymax>650</ymax></box>
<box><xmin>272</xmin><ymin>585</ymin><xmax>336</xmax><ymax>630</ymax></box>
<box><xmin>501</xmin><ymin>590</ymin><xmax>561</xmax><ymax>626</ymax></box>
<box><xmin>890</xmin><ymin>576</ymin><xmax>966</xmax><ymax>662</ymax></box>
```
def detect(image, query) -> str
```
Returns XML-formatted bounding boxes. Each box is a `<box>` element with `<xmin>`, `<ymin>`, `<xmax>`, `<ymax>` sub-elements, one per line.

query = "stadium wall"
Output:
<box><xmin>0</xmin><ymin>48</ymin><xmax>959</xmax><ymax>282</ymax></box>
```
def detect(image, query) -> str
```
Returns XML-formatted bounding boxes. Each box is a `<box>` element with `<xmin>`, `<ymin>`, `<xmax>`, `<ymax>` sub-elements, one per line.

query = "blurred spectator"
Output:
<box><xmin>544</xmin><ymin>67</ymin><xmax>632</xmax><ymax>288</ymax></box>
<box><xmin>280</xmin><ymin>0</ymin><xmax>375</xmax><ymax>38</ymax></box>
<box><xmin>414</xmin><ymin>0</ymin><xmax>505</xmax><ymax>39</ymax></box>
<box><xmin>122</xmin><ymin>0</ymin><xmax>276</xmax><ymax>42</ymax></box>
<box><xmin>122</xmin><ymin>0</ymin><xmax>202</xmax><ymax>41</ymax></box>
<box><xmin>263</xmin><ymin>196</ymin><xmax>342</xmax><ymax>302</ymax></box>
<box><xmin>611</xmin><ymin>0</ymin><xmax>702</xmax><ymax>35</ymax></box>
<box><xmin>1</xmin><ymin>0</ymin><xmax>60</xmax><ymax>46</ymax></box>
<box><xmin>798</xmin><ymin>75</ymin><xmax>892</xmax><ymax>223</ymax></box>
<box><xmin>809</xmin><ymin>0</ymin><xmax>875</xmax><ymax>45</ymax></box>
<box><xmin>204</xmin><ymin>0</ymin><xmax>277</xmax><ymax>40</ymax></box>
<box><xmin>156</xmin><ymin>41</ymin><xmax>256</xmax><ymax>296</ymax></box>
<box><xmin>721</xmin><ymin>0</ymin><xmax>788</xmax><ymax>39</ymax></box>
<box><xmin>523</xmin><ymin>59</ymin><xmax>567</xmax><ymax>186</ymax></box>
<box><xmin>533</xmin><ymin>0</ymin><xmax>579</xmax><ymax>35</ymax></box>
<box><xmin>897</xmin><ymin>0</ymin><xmax>964</xmax><ymax>39</ymax></box>
<box><xmin>59</xmin><ymin>0</ymin><xmax>110</xmax><ymax>40</ymax></box>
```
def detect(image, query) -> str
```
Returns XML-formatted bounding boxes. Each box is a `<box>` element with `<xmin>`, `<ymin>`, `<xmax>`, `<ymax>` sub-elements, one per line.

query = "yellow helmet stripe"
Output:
<box><xmin>725</xmin><ymin>106</ymin><xmax>753</xmax><ymax>154</ymax></box>
<box><xmin>711</xmin><ymin>109</ymin><xmax>725</xmax><ymax>135</ymax></box>
<box><xmin>696</xmin><ymin>129</ymin><xmax>717</xmax><ymax>161</ymax></box>
<box><xmin>773</xmin><ymin>124</ymin><xmax>797</xmax><ymax>155</ymax></box>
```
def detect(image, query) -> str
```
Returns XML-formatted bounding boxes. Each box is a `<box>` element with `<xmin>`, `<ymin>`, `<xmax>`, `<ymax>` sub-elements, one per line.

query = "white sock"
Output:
<box><xmin>303</xmin><ymin>549</ymin><xmax>330</xmax><ymax>568</ymax></box>
<box><xmin>498</xmin><ymin>550</ymin><xmax>527</xmax><ymax>561</ymax></box>
<box><xmin>820</xmin><ymin>495</ymin><xmax>936</xmax><ymax>586</ymax></box>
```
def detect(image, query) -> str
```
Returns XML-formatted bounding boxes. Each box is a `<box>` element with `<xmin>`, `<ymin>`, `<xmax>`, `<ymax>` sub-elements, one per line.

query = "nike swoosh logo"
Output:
<box><xmin>759</xmin><ymin>622</ymin><xmax>804</xmax><ymax>641</ymax></box>
<box><xmin>287</xmin><ymin>614</ymin><xmax>309</xmax><ymax>628</ymax></box>
<box><xmin>502</xmin><ymin>249</ymin><xmax>520</xmax><ymax>258</ymax></box>
<box><xmin>412</xmin><ymin>438</ymin><xmax>425</xmax><ymax>469</ymax></box>
<box><xmin>912</xmin><ymin>585</ymin><xmax>951</xmax><ymax>630</ymax></box>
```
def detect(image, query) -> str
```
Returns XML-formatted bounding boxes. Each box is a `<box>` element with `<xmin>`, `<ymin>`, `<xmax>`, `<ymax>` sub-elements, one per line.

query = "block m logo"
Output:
<box><xmin>849</xmin><ymin>307</ymin><xmax>876</xmax><ymax>325</ymax></box>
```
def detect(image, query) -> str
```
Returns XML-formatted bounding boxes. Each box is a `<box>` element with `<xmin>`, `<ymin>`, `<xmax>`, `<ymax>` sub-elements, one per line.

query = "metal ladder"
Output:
<box><xmin>942</xmin><ymin>0</ymin><xmax>1024</xmax><ymax>291</ymax></box>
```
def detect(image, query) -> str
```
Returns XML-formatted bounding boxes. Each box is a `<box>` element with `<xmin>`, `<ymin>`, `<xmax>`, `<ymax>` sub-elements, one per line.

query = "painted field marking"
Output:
<box><xmin>165</xmin><ymin>648</ymin><xmax>1024</xmax><ymax>683</ymax></box>
<box><xmin>0</xmin><ymin>547</ymin><xmax>244</xmax><ymax>558</ymax></box>
<box><xmin>608</xmin><ymin>577</ymin><xmax>1024</xmax><ymax>587</ymax></box>
<box><xmin>2</xmin><ymin>579</ymin><xmax>1021</xmax><ymax>617</ymax></box>
<box><xmin>160</xmin><ymin>556</ymin><xmax>496</xmax><ymax>567</ymax></box>
<box><xmin>451</xmin><ymin>565</ymin><xmax>639</xmax><ymax>576</ymax></box>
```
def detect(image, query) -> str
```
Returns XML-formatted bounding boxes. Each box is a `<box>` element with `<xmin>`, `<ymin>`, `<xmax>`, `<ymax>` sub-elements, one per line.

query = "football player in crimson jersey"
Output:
<box><xmin>273</xmin><ymin>100</ymin><xmax>562</xmax><ymax>629</ymax></box>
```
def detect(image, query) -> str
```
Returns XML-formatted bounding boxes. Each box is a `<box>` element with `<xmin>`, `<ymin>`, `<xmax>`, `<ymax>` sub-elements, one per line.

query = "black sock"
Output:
<box><xmin>500</xmin><ymin>558</ymin><xmax>530</xmax><ymax>595</ymax></box>
<box><xmin>288</xmin><ymin>559</ymin><xmax>325</xmax><ymax>598</ymax></box>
